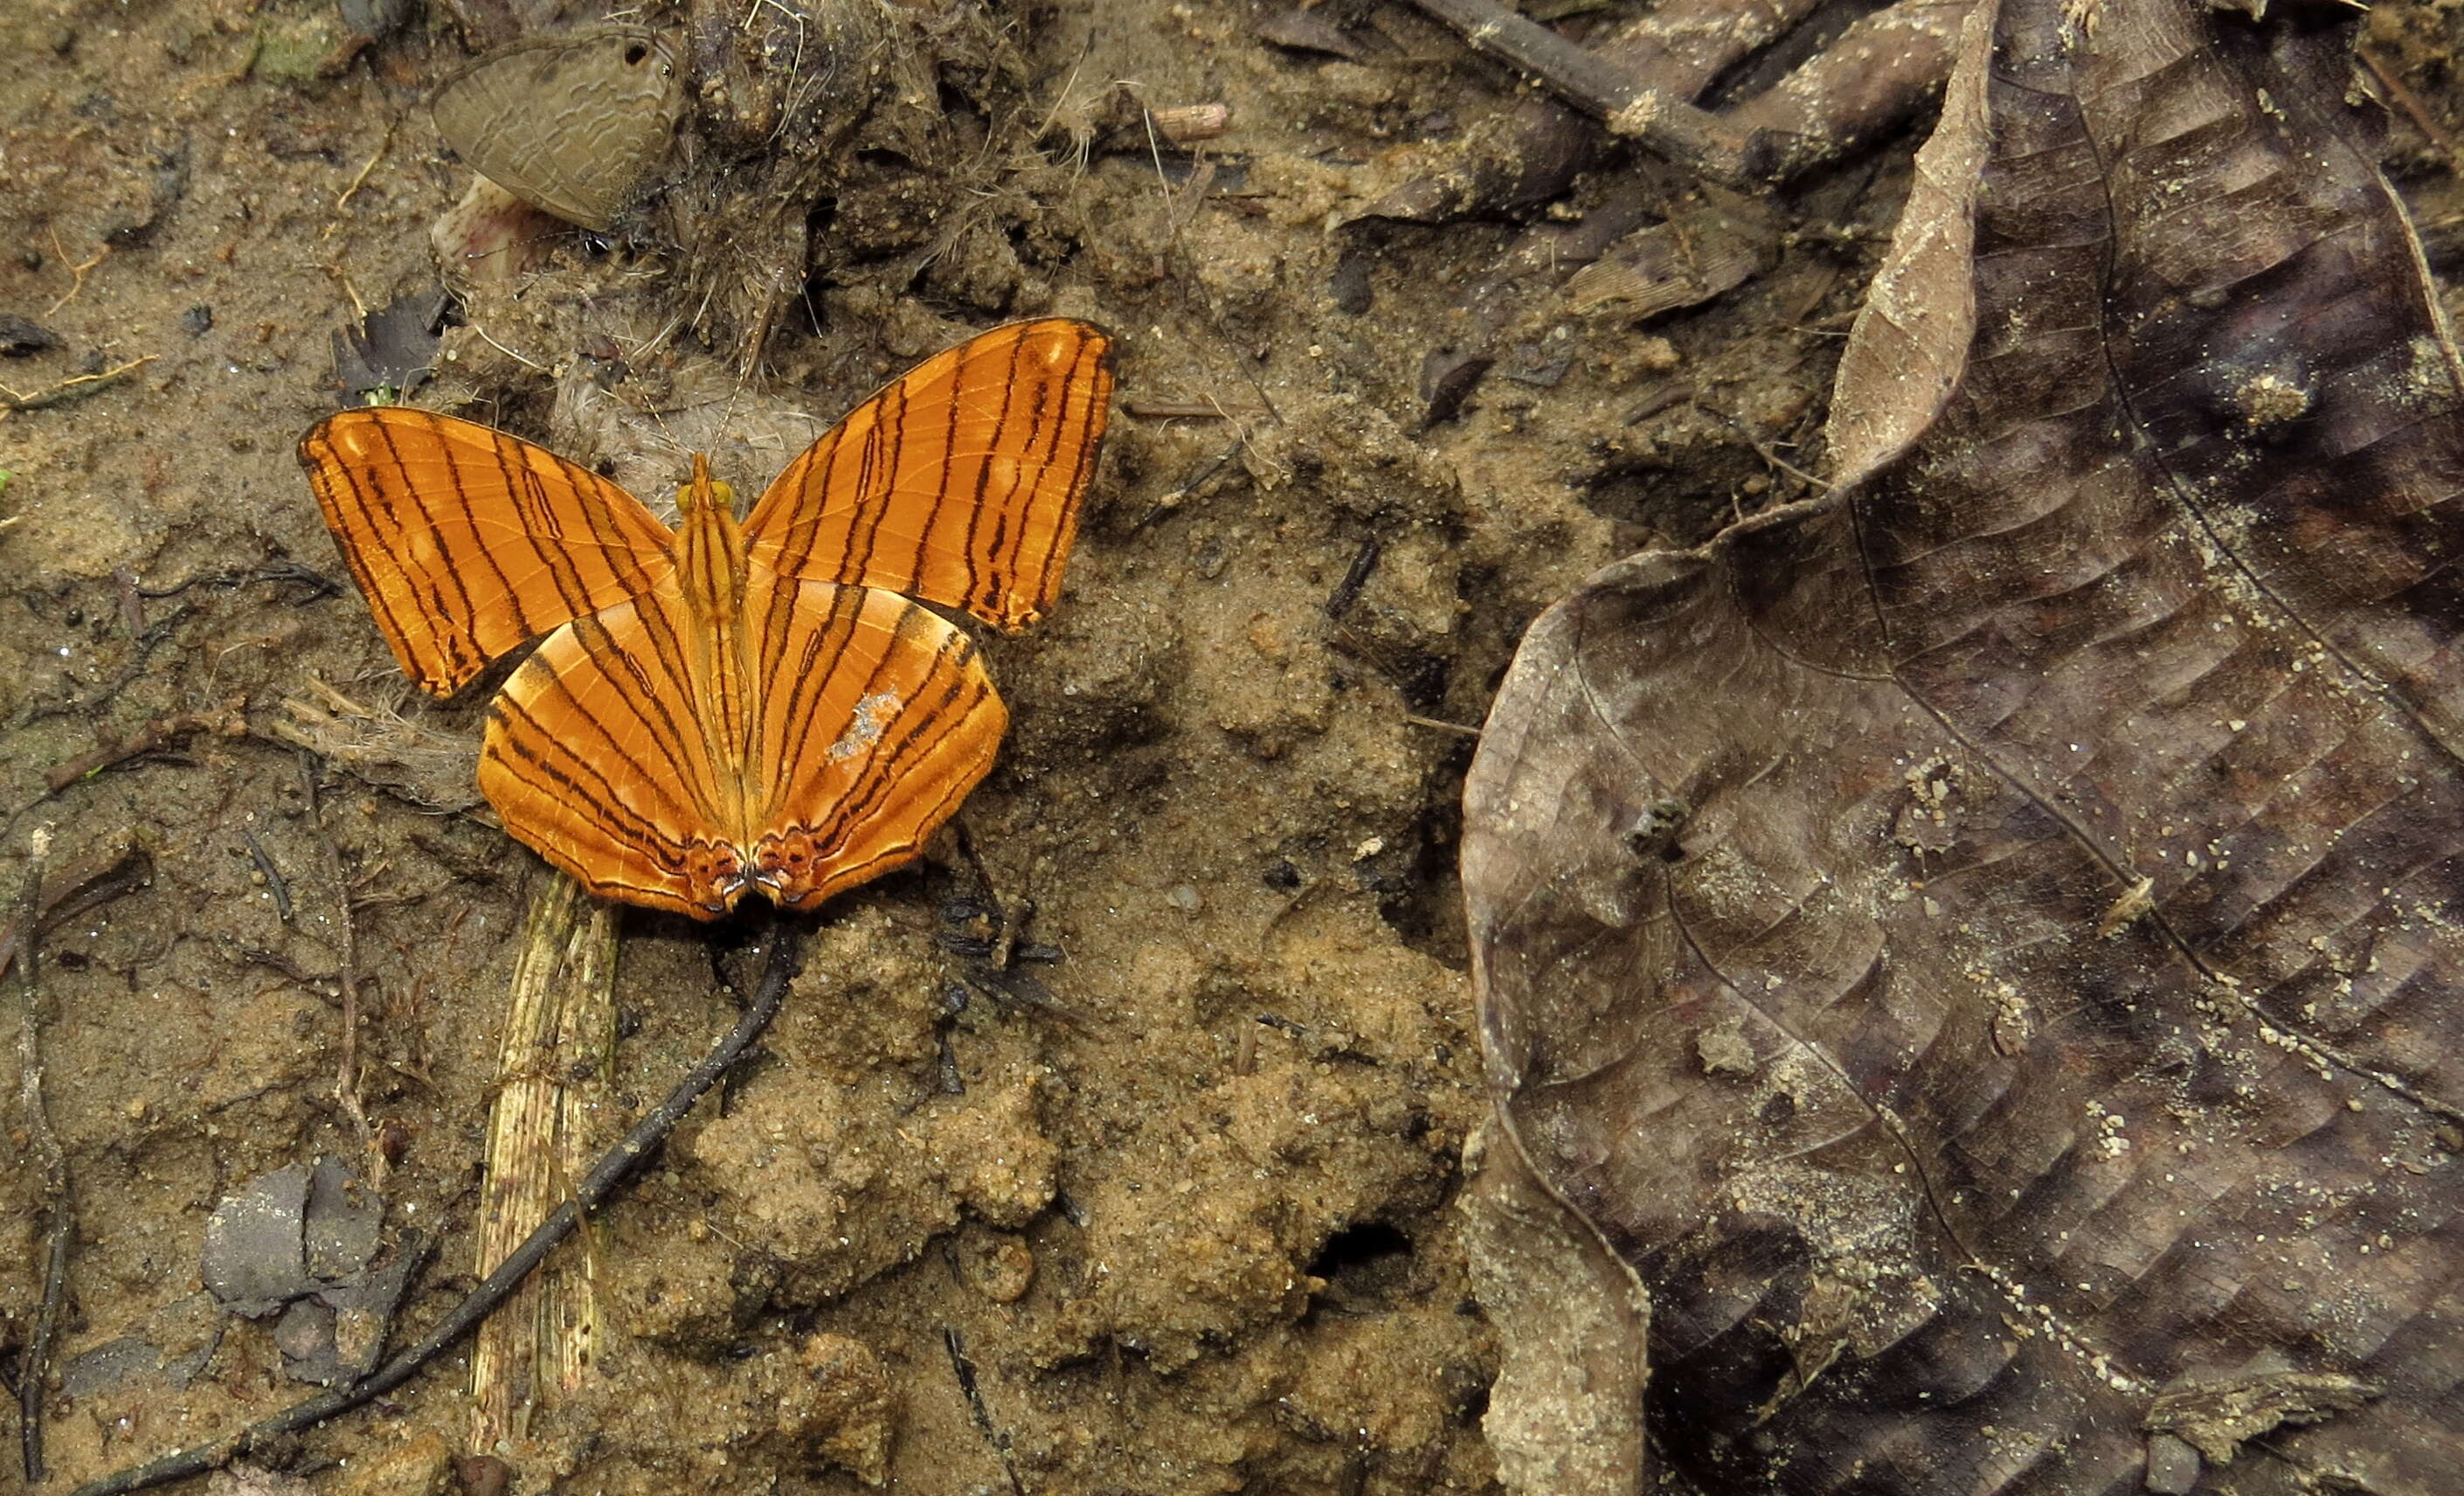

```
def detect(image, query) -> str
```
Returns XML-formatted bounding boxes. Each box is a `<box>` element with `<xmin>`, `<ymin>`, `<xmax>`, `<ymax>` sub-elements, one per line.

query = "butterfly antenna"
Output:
<box><xmin>717</xmin><ymin>357</ymin><xmax>757</xmax><ymax>483</ymax></box>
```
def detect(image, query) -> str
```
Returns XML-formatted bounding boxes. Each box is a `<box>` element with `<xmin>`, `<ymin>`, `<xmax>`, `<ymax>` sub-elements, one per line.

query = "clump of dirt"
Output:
<box><xmin>0</xmin><ymin>0</ymin><xmax>1981</xmax><ymax>1490</ymax></box>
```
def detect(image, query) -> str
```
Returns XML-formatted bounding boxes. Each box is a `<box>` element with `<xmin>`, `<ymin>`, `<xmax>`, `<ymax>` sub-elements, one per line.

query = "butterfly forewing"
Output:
<box><xmin>745</xmin><ymin>578</ymin><xmax>1007</xmax><ymax>910</ymax></box>
<box><xmin>301</xmin><ymin>408</ymin><xmax>676</xmax><ymax>696</ymax></box>
<box><xmin>744</xmin><ymin>319</ymin><xmax>1114</xmax><ymax>632</ymax></box>
<box><xmin>479</xmin><ymin>588</ymin><xmax>738</xmax><ymax>917</ymax></box>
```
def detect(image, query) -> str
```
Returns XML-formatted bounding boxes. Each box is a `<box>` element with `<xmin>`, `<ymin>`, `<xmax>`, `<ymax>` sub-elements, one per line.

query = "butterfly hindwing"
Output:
<box><xmin>743</xmin><ymin>319</ymin><xmax>1114</xmax><ymax>633</ymax></box>
<box><xmin>301</xmin><ymin>408</ymin><xmax>676</xmax><ymax>696</ymax></box>
<box><xmin>479</xmin><ymin>585</ymin><xmax>737</xmax><ymax>918</ymax></box>
<box><xmin>744</xmin><ymin>577</ymin><xmax>1007</xmax><ymax>910</ymax></box>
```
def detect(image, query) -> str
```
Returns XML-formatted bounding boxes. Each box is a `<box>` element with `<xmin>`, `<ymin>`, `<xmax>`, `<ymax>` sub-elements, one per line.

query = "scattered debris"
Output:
<box><xmin>1150</xmin><ymin>103</ymin><xmax>1231</xmax><ymax>145</ymax></box>
<box><xmin>202</xmin><ymin>1465</ymin><xmax>315</xmax><ymax>1496</ymax></box>
<box><xmin>0</xmin><ymin>834</ymin><xmax>151</xmax><ymax>989</ymax></box>
<box><xmin>2144</xmin><ymin>1368</ymin><xmax>2379</xmax><ymax>1465</ymax></box>
<box><xmin>201</xmin><ymin>1156</ymin><xmax>425</xmax><ymax>1386</ymax></box>
<box><xmin>273</xmin><ymin>676</ymin><xmax>483</xmax><ymax>814</ymax></box>
<box><xmin>69</xmin><ymin>938</ymin><xmax>804</xmax><ymax>1496</ymax></box>
<box><xmin>329</xmin><ymin>288</ymin><xmax>448</xmax><ymax>399</ymax></box>
<box><xmin>15</xmin><ymin>829</ymin><xmax>71</xmax><ymax>1486</ymax></box>
<box><xmin>44</xmin><ymin>703</ymin><xmax>245</xmax><ymax>793</ymax></box>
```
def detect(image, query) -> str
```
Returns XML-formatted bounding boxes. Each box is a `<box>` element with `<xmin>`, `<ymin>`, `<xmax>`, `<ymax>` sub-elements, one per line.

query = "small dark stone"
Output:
<box><xmin>308</xmin><ymin>1232</ymin><xmax>426</xmax><ymax>1382</ymax></box>
<box><xmin>202</xmin><ymin>1164</ymin><xmax>315</xmax><ymax>1317</ymax></box>
<box><xmin>337</xmin><ymin>0</ymin><xmax>415</xmax><ymax>41</ymax></box>
<box><xmin>272</xmin><ymin>1298</ymin><xmax>343</xmax><ymax>1384</ymax></box>
<box><xmin>1256</xmin><ymin>8</ymin><xmax>1362</xmax><ymax>59</ymax></box>
<box><xmin>1327</xmin><ymin>253</ymin><xmax>1372</xmax><ymax>315</ymax></box>
<box><xmin>1193</xmin><ymin>533</ymin><xmax>1228</xmax><ymax>579</ymax></box>
<box><xmin>178</xmin><ymin>305</ymin><xmax>213</xmax><ymax>336</ymax></box>
<box><xmin>0</xmin><ymin>313</ymin><xmax>63</xmax><ymax>357</ymax></box>
<box><xmin>1497</xmin><ymin>343</ymin><xmax>1573</xmax><ymax>389</ymax></box>
<box><xmin>1419</xmin><ymin>347</ymin><xmax>1493</xmax><ymax>428</ymax></box>
<box><xmin>59</xmin><ymin>1337</ymin><xmax>160</xmax><ymax>1399</ymax></box>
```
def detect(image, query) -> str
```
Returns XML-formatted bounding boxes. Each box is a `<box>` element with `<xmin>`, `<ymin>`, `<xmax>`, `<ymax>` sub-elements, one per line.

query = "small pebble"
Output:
<box><xmin>455</xmin><ymin>1455</ymin><xmax>512</xmax><ymax>1496</ymax></box>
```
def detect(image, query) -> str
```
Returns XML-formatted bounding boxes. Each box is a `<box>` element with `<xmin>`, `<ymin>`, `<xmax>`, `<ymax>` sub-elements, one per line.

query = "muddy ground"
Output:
<box><xmin>4</xmin><ymin>1</ymin><xmax>2462</xmax><ymax>1493</ymax></box>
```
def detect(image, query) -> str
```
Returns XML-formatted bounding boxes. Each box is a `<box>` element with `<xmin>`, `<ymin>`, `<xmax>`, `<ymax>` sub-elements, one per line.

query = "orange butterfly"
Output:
<box><xmin>299</xmin><ymin>319</ymin><xmax>1114</xmax><ymax>919</ymax></box>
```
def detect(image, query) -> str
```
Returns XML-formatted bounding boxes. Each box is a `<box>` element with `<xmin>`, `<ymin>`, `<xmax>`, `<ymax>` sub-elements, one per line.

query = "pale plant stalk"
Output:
<box><xmin>469</xmin><ymin>871</ymin><xmax>619</xmax><ymax>1452</ymax></box>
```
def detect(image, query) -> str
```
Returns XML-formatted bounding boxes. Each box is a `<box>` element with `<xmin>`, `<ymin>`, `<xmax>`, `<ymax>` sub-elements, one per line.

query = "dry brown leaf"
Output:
<box><xmin>1464</xmin><ymin>0</ymin><xmax>2464</xmax><ymax>1489</ymax></box>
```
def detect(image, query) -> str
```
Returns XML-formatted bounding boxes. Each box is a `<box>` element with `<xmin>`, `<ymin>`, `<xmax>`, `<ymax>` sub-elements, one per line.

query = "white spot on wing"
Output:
<box><xmin>827</xmin><ymin>692</ymin><xmax>902</xmax><ymax>762</ymax></box>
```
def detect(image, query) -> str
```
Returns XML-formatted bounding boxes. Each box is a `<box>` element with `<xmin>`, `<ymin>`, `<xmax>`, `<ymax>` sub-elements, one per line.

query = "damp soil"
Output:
<box><xmin>3</xmin><ymin>2</ymin><xmax>2460</xmax><ymax>1494</ymax></box>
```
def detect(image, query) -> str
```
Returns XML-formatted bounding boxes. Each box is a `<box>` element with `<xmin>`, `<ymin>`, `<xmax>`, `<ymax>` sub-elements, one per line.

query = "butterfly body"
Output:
<box><xmin>301</xmin><ymin>320</ymin><xmax>1113</xmax><ymax>918</ymax></box>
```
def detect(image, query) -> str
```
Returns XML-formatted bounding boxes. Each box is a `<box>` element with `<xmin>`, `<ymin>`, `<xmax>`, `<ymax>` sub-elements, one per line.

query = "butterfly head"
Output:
<box><xmin>678</xmin><ymin>453</ymin><xmax>737</xmax><ymax>520</ymax></box>
<box><xmin>680</xmin><ymin>837</ymin><xmax>752</xmax><ymax>918</ymax></box>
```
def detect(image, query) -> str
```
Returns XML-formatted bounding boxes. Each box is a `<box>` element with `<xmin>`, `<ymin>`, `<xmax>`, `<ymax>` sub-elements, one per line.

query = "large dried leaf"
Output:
<box><xmin>1463</xmin><ymin>0</ymin><xmax>2464</xmax><ymax>1491</ymax></box>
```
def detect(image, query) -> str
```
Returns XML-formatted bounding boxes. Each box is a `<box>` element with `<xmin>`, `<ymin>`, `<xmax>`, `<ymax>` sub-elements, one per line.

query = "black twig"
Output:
<box><xmin>1409</xmin><ymin>0</ymin><xmax>1767</xmax><ymax>184</ymax></box>
<box><xmin>0</xmin><ymin>834</ymin><xmax>149</xmax><ymax>981</ymax></box>
<box><xmin>943</xmin><ymin>1326</ymin><xmax>1026</xmax><ymax>1496</ymax></box>
<box><xmin>1325</xmin><ymin>537</ymin><xmax>1382</xmax><ymax>620</ymax></box>
<box><xmin>16</xmin><ymin>828</ymin><xmax>71</xmax><ymax>1486</ymax></box>
<box><xmin>242</xmin><ymin>830</ymin><xmax>293</xmax><ymax>924</ymax></box>
<box><xmin>66</xmin><ymin>922</ymin><xmax>807</xmax><ymax>1496</ymax></box>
